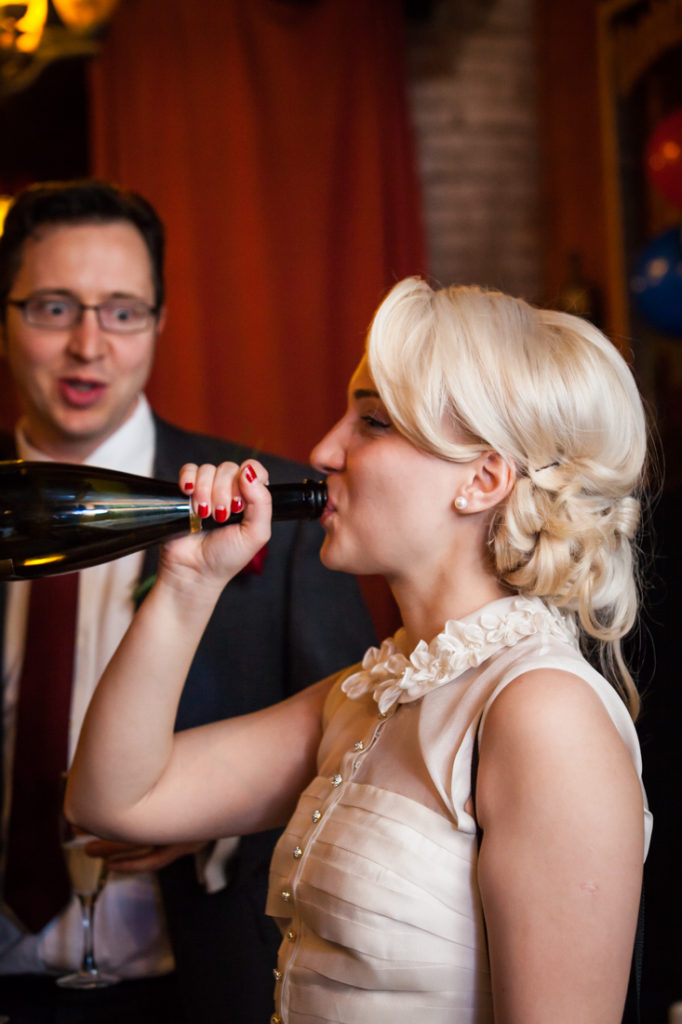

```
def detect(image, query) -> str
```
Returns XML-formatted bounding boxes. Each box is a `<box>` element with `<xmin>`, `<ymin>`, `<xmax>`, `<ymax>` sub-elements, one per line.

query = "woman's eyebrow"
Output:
<box><xmin>353</xmin><ymin>388</ymin><xmax>381</xmax><ymax>400</ymax></box>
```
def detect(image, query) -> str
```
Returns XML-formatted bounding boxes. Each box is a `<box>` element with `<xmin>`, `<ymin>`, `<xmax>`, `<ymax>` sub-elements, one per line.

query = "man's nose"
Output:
<box><xmin>65</xmin><ymin>309</ymin><xmax>106</xmax><ymax>360</ymax></box>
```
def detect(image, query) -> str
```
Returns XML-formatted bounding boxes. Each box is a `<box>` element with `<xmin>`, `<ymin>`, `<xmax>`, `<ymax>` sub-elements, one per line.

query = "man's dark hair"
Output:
<box><xmin>0</xmin><ymin>179</ymin><xmax>165</xmax><ymax>320</ymax></box>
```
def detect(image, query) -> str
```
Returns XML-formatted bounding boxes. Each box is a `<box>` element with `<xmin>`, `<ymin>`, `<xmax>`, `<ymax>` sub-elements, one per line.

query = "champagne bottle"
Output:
<box><xmin>0</xmin><ymin>460</ymin><xmax>327</xmax><ymax>581</ymax></box>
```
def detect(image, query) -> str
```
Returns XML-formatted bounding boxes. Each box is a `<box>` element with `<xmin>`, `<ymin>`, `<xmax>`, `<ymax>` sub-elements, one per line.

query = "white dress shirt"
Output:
<box><xmin>1</xmin><ymin>395</ymin><xmax>175</xmax><ymax>978</ymax></box>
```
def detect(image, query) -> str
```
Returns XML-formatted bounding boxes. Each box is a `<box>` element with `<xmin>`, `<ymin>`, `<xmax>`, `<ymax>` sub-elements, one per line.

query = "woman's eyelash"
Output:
<box><xmin>361</xmin><ymin>414</ymin><xmax>390</xmax><ymax>430</ymax></box>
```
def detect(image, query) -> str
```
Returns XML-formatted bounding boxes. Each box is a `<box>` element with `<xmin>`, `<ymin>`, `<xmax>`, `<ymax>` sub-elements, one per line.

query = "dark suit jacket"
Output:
<box><xmin>0</xmin><ymin>418</ymin><xmax>377</xmax><ymax>1023</ymax></box>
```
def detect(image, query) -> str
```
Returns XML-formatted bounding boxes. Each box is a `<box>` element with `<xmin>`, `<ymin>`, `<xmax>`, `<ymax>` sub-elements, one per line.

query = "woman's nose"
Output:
<box><xmin>310</xmin><ymin>417</ymin><xmax>347</xmax><ymax>475</ymax></box>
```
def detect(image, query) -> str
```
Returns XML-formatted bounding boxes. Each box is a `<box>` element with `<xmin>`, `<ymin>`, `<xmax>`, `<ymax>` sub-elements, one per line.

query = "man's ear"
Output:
<box><xmin>455</xmin><ymin>452</ymin><xmax>515</xmax><ymax>513</ymax></box>
<box><xmin>155</xmin><ymin>305</ymin><xmax>167</xmax><ymax>335</ymax></box>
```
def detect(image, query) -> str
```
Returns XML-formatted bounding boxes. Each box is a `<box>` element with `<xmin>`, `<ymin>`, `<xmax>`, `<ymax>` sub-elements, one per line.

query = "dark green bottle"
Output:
<box><xmin>0</xmin><ymin>460</ymin><xmax>327</xmax><ymax>580</ymax></box>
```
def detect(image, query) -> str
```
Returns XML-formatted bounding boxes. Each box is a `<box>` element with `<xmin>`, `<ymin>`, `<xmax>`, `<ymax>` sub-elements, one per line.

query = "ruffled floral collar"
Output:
<box><xmin>341</xmin><ymin>596</ymin><xmax>577</xmax><ymax>715</ymax></box>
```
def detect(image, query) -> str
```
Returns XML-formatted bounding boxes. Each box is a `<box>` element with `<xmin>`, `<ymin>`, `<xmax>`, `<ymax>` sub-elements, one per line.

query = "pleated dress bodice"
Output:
<box><xmin>266</xmin><ymin>596</ymin><xmax>651</xmax><ymax>1024</ymax></box>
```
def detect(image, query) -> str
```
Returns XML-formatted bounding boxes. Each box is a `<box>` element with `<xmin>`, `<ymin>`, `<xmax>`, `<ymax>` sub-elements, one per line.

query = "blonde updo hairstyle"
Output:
<box><xmin>367</xmin><ymin>277</ymin><xmax>648</xmax><ymax>718</ymax></box>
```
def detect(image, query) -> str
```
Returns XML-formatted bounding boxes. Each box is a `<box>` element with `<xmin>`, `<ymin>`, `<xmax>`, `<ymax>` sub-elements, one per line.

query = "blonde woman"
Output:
<box><xmin>68</xmin><ymin>277</ymin><xmax>651</xmax><ymax>1023</ymax></box>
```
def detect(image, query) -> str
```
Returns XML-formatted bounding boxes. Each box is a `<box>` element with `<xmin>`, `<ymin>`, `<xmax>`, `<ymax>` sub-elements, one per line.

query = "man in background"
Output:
<box><xmin>0</xmin><ymin>179</ymin><xmax>376</xmax><ymax>1023</ymax></box>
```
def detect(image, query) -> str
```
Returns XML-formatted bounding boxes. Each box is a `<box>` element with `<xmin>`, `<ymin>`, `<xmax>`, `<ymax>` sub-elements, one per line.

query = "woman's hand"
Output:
<box><xmin>158</xmin><ymin>459</ymin><xmax>273</xmax><ymax>594</ymax></box>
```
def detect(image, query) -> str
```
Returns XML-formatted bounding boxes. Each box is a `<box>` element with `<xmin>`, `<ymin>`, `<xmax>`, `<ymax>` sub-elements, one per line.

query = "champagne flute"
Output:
<box><xmin>57</xmin><ymin>821</ymin><xmax>118</xmax><ymax>989</ymax></box>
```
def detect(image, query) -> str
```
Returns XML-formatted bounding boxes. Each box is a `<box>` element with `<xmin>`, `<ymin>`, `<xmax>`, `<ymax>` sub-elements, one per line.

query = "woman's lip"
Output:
<box><xmin>320</xmin><ymin>502</ymin><xmax>336</xmax><ymax>525</ymax></box>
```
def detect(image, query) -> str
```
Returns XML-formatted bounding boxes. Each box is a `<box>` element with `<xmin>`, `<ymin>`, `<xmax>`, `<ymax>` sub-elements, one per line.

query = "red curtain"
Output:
<box><xmin>3</xmin><ymin>0</ymin><xmax>426</xmax><ymax>636</ymax></box>
<box><xmin>89</xmin><ymin>0</ymin><xmax>426</xmax><ymax>465</ymax></box>
<box><xmin>88</xmin><ymin>0</ymin><xmax>426</xmax><ymax>637</ymax></box>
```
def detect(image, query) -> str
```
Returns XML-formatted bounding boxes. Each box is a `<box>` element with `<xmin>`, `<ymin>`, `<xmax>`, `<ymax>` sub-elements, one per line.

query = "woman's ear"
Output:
<box><xmin>454</xmin><ymin>452</ymin><xmax>515</xmax><ymax>514</ymax></box>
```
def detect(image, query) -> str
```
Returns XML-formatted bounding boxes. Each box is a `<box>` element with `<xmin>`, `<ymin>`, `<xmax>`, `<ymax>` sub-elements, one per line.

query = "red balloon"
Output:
<box><xmin>646</xmin><ymin>109</ymin><xmax>682</xmax><ymax>209</ymax></box>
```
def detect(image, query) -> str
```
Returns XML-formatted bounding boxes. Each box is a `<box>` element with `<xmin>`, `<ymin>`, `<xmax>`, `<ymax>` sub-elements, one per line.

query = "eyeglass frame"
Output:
<box><xmin>6</xmin><ymin>291</ymin><xmax>161</xmax><ymax>334</ymax></box>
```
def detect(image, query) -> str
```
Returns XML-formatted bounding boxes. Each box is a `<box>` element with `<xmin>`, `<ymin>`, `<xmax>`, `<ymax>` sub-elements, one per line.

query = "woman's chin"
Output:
<box><xmin>320</xmin><ymin>539</ymin><xmax>352</xmax><ymax>574</ymax></box>
<box><xmin>319</xmin><ymin>545</ymin><xmax>342</xmax><ymax>572</ymax></box>
<box><xmin>320</xmin><ymin>546</ymin><xmax>375</xmax><ymax>578</ymax></box>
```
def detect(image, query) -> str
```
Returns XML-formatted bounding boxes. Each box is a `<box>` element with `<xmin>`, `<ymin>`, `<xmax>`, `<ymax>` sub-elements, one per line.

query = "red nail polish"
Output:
<box><xmin>184</xmin><ymin>481</ymin><xmax>194</xmax><ymax>493</ymax></box>
<box><xmin>198</xmin><ymin>502</ymin><xmax>209</xmax><ymax>518</ymax></box>
<box><xmin>214</xmin><ymin>506</ymin><xmax>228</xmax><ymax>523</ymax></box>
<box><xmin>244</xmin><ymin>464</ymin><xmax>256</xmax><ymax>483</ymax></box>
<box><xmin>231</xmin><ymin>496</ymin><xmax>244</xmax><ymax>514</ymax></box>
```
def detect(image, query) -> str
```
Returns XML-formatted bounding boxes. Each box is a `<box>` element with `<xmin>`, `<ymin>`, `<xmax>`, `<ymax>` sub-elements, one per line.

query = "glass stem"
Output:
<box><xmin>77</xmin><ymin>893</ymin><xmax>98</xmax><ymax>975</ymax></box>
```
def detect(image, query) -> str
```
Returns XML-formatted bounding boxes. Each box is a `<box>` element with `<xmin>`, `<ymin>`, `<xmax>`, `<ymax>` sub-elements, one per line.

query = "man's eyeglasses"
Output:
<box><xmin>7</xmin><ymin>292</ymin><xmax>159</xmax><ymax>334</ymax></box>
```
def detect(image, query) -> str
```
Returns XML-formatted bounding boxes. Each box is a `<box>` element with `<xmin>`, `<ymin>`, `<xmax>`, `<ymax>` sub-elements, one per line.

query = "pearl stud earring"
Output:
<box><xmin>454</xmin><ymin>496</ymin><xmax>468</xmax><ymax>511</ymax></box>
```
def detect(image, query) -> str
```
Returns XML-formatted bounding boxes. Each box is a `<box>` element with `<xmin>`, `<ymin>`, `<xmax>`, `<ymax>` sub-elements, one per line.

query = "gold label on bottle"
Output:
<box><xmin>188</xmin><ymin>506</ymin><xmax>202</xmax><ymax>534</ymax></box>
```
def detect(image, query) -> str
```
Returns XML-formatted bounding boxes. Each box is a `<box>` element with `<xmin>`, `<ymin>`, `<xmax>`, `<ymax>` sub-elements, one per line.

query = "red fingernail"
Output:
<box><xmin>244</xmin><ymin>464</ymin><xmax>256</xmax><ymax>483</ymax></box>
<box><xmin>214</xmin><ymin>506</ymin><xmax>228</xmax><ymax>523</ymax></box>
<box><xmin>184</xmin><ymin>481</ymin><xmax>194</xmax><ymax>493</ymax></box>
<box><xmin>231</xmin><ymin>496</ymin><xmax>244</xmax><ymax>514</ymax></box>
<box><xmin>198</xmin><ymin>502</ymin><xmax>209</xmax><ymax>518</ymax></box>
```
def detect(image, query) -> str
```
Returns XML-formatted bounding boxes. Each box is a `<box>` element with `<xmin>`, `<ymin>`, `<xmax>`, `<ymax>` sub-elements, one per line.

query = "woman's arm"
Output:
<box><xmin>476</xmin><ymin>669</ymin><xmax>644</xmax><ymax>1024</ymax></box>
<box><xmin>66</xmin><ymin>460</ymin><xmax>332</xmax><ymax>845</ymax></box>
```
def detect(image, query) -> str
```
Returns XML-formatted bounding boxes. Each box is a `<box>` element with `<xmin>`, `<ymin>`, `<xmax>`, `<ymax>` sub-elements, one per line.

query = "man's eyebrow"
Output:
<box><xmin>29</xmin><ymin>288</ymin><xmax>74</xmax><ymax>296</ymax></box>
<box><xmin>29</xmin><ymin>289</ymin><xmax>144</xmax><ymax>300</ymax></box>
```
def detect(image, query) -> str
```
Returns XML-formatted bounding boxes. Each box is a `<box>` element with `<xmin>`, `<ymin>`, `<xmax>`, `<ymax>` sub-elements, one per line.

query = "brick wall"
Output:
<box><xmin>406</xmin><ymin>0</ymin><xmax>542</xmax><ymax>302</ymax></box>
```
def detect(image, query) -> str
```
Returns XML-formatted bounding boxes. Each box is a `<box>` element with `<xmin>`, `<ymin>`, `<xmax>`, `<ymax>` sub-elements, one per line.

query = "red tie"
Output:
<box><xmin>4</xmin><ymin>572</ymin><xmax>79</xmax><ymax>933</ymax></box>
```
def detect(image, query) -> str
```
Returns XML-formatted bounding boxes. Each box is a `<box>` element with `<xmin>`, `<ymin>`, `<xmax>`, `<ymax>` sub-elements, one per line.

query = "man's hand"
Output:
<box><xmin>80</xmin><ymin>838</ymin><xmax>206</xmax><ymax>873</ymax></box>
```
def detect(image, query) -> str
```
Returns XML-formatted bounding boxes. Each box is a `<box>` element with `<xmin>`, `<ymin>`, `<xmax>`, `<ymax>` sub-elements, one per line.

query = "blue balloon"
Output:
<box><xmin>630</xmin><ymin>226</ymin><xmax>682</xmax><ymax>337</ymax></box>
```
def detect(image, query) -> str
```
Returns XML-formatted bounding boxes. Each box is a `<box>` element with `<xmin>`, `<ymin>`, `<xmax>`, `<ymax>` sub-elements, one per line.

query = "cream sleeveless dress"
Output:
<box><xmin>266</xmin><ymin>595</ymin><xmax>652</xmax><ymax>1024</ymax></box>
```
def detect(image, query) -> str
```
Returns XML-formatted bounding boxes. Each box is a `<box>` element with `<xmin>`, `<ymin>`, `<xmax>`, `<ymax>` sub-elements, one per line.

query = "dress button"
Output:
<box><xmin>273</xmin><ymin>968</ymin><xmax>282</xmax><ymax>982</ymax></box>
<box><xmin>330</xmin><ymin>773</ymin><xmax>343</xmax><ymax>787</ymax></box>
<box><xmin>293</xmin><ymin>846</ymin><xmax>303</xmax><ymax>859</ymax></box>
<box><xmin>353</xmin><ymin>740</ymin><xmax>364</xmax><ymax>751</ymax></box>
<box><xmin>281</xmin><ymin>889</ymin><xmax>292</xmax><ymax>902</ymax></box>
<box><xmin>287</xmin><ymin>929</ymin><xmax>296</xmax><ymax>942</ymax></box>
<box><xmin>312</xmin><ymin>809</ymin><xmax>322</xmax><ymax>823</ymax></box>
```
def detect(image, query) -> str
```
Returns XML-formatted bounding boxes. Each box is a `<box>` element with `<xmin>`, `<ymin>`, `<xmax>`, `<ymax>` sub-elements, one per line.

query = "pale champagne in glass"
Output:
<box><xmin>57</xmin><ymin>833</ymin><xmax>117</xmax><ymax>989</ymax></box>
<box><xmin>62</xmin><ymin>835</ymin><xmax>106</xmax><ymax>897</ymax></box>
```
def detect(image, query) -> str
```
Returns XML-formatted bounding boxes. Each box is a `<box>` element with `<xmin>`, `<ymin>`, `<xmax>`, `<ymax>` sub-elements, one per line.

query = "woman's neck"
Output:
<box><xmin>391</xmin><ymin>571</ymin><xmax>513</xmax><ymax>651</ymax></box>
